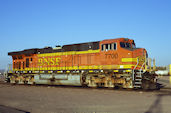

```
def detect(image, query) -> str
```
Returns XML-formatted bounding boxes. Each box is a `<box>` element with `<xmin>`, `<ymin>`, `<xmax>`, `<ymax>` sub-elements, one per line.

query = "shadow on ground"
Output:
<box><xmin>0</xmin><ymin>105</ymin><xmax>30</xmax><ymax>113</ymax></box>
<box><xmin>145</xmin><ymin>89</ymin><xmax>171</xmax><ymax>113</ymax></box>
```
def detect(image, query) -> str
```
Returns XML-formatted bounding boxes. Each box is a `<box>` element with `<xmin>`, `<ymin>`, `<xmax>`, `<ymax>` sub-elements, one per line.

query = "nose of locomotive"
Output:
<box><xmin>132</xmin><ymin>48</ymin><xmax>146</xmax><ymax>56</ymax></box>
<box><xmin>132</xmin><ymin>48</ymin><xmax>147</xmax><ymax>63</ymax></box>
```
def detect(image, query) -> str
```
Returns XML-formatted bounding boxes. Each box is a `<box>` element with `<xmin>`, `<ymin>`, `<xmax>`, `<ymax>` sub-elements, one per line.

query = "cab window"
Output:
<box><xmin>120</xmin><ymin>42</ymin><xmax>125</xmax><ymax>48</ymax></box>
<box><xmin>126</xmin><ymin>43</ymin><xmax>131</xmax><ymax>48</ymax></box>
<box><xmin>105</xmin><ymin>44</ymin><xmax>109</xmax><ymax>51</ymax></box>
<box><xmin>101</xmin><ymin>44</ymin><xmax>104</xmax><ymax>51</ymax></box>
<box><xmin>112</xmin><ymin>43</ymin><xmax>117</xmax><ymax>50</ymax></box>
<box><xmin>101</xmin><ymin>43</ymin><xmax>117</xmax><ymax>51</ymax></box>
<box><xmin>120</xmin><ymin>42</ymin><xmax>131</xmax><ymax>48</ymax></box>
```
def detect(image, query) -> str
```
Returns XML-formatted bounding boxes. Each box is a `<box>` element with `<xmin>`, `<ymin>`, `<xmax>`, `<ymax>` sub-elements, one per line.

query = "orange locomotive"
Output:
<box><xmin>6</xmin><ymin>38</ymin><xmax>157</xmax><ymax>89</ymax></box>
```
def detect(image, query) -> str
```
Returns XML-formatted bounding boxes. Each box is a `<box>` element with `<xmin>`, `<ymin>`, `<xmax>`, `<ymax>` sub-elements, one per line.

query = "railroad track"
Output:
<box><xmin>0</xmin><ymin>81</ymin><xmax>169</xmax><ymax>94</ymax></box>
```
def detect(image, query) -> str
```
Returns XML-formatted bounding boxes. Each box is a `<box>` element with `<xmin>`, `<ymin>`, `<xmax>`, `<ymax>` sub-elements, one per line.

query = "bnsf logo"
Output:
<box><xmin>38</xmin><ymin>57</ymin><xmax>61</xmax><ymax>66</ymax></box>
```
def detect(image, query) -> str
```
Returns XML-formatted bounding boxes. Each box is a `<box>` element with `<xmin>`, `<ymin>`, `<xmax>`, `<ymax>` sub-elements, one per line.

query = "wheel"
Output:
<box><xmin>142</xmin><ymin>80</ymin><xmax>150</xmax><ymax>90</ymax></box>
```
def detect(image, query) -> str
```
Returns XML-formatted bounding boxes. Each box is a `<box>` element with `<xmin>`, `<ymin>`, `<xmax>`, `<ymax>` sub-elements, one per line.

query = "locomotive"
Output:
<box><xmin>6</xmin><ymin>38</ymin><xmax>157</xmax><ymax>89</ymax></box>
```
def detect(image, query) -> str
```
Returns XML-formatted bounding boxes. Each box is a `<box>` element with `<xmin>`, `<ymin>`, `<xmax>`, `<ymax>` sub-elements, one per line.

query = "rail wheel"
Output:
<box><xmin>10</xmin><ymin>76</ymin><xmax>16</xmax><ymax>84</ymax></box>
<box><xmin>27</xmin><ymin>76</ymin><xmax>35</xmax><ymax>85</ymax></box>
<box><xmin>142</xmin><ymin>80</ymin><xmax>157</xmax><ymax>90</ymax></box>
<box><xmin>18</xmin><ymin>76</ymin><xmax>25</xmax><ymax>84</ymax></box>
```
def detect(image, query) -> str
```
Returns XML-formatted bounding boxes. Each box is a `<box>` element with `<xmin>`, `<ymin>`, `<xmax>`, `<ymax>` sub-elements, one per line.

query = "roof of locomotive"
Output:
<box><xmin>8</xmin><ymin>38</ymin><xmax>133</xmax><ymax>56</ymax></box>
<box><xmin>101</xmin><ymin>38</ymin><xmax>134</xmax><ymax>43</ymax></box>
<box><xmin>8</xmin><ymin>41</ymin><xmax>100</xmax><ymax>56</ymax></box>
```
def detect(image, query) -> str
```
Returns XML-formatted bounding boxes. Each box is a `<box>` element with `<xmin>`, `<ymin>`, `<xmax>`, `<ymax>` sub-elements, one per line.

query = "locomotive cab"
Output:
<box><xmin>100</xmin><ymin>38</ymin><xmax>147</xmax><ymax>71</ymax></box>
<box><xmin>118</xmin><ymin>38</ymin><xmax>147</xmax><ymax>70</ymax></box>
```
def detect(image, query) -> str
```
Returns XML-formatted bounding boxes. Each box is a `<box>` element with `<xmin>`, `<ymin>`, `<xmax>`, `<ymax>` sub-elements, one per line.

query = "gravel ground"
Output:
<box><xmin>157</xmin><ymin>76</ymin><xmax>171</xmax><ymax>88</ymax></box>
<box><xmin>0</xmin><ymin>76</ymin><xmax>171</xmax><ymax>113</ymax></box>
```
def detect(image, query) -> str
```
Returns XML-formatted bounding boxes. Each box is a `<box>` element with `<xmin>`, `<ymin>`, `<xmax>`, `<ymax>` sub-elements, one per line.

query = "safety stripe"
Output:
<box><xmin>125</xmin><ymin>70</ymin><xmax>132</xmax><ymax>72</ymax></box>
<box><xmin>89</xmin><ymin>70</ymin><xmax>94</xmax><ymax>72</ymax></box>
<box><xmin>14</xmin><ymin>69</ymin><xmax>133</xmax><ymax>74</ymax></box>
<box><xmin>38</xmin><ymin>49</ymin><xmax>100</xmax><ymax>57</ymax></box>
<box><xmin>48</xmin><ymin>71</ymin><xmax>52</xmax><ymax>73</ymax></box>
<box><xmin>113</xmin><ymin>70</ymin><xmax>119</xmax><ymax>72</ymax></box>
<box><xmin>13</xmin><ymin>64</ymin><xmax>142</xmax><ymax>71</ymax></box>
<box><xmin>66</xmin><ymin>71</ymin><xmax>70</xmax><ymax>73</ymax></box>
<box><xmin>121</xmin><ymin>58</ymin><xmax>138</xmax><ymax>62</ymax></box>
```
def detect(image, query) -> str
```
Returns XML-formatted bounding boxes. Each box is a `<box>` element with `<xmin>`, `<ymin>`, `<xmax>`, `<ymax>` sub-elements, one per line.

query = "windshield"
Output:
<box><xmin>120</xmin><ymin>42</ymin><xmax>136</xmax><ymax>48</ymax></box>
<box><xmin>120</xmin><ymin>42</ymin><xmax>131</xmax><ymax>48</ymax></box>
<box><xmin>132</xmin><ymin>43</ymin><xmax>136</xmax><ymax>48</ymax></box>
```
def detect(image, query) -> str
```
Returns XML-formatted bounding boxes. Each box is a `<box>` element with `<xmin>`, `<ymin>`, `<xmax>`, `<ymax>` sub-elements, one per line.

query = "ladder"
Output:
<box><xmin>133</xmin><ymin>71</ymin><xmax>143</xmax><ymax>88</ymax></box>
<box><xmin>132</xmin><ymin>59</ymin><xmax>146</xmax><ymax>88</ymax></box>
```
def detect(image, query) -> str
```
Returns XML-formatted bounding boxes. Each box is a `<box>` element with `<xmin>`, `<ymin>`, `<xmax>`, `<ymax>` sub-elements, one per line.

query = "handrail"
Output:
<box><xmin>132</xmin><ymin>58</ymin><xmax>139</xmax><ymax>81</ymax></box>
<box><xmin>140</xmin><ymin>62</ymin><xmax>146</xmax><ymax>76</ymax></box>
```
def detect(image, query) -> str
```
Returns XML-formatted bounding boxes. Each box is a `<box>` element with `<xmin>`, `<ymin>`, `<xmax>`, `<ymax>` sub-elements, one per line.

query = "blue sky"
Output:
<box><xmin>0</xmin><ymin>0</ymin><xmax>171</xmax><ymax>69</ymax></box>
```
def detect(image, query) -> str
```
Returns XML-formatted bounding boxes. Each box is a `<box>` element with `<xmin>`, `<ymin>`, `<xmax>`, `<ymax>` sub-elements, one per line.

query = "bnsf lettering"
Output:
<box><xmin>38</xmin><ymin>57</ymin><xmax>61</xmax><ymax>66</ymax></box>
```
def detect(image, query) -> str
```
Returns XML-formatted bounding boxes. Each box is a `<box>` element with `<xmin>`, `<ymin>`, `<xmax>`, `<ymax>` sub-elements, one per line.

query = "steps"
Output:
<box><xmin>133</xmin><ymin>71</ymin><xmax>143</xmax><ymax>88</ymax></box>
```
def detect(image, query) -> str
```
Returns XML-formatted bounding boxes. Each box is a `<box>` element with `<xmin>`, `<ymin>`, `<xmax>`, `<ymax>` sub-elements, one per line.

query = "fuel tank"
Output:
<box><xmin>34</xmin><ymin>74</ymin><xmax>82</xmax><ymax>86</ymax></box>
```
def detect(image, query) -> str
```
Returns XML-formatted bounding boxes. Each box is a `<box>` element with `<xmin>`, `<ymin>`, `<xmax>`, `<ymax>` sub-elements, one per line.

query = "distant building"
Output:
<box><xmin>155</xmin><ymin>70</ymin><xmax>169</xmax><ymax>76</ymax></box>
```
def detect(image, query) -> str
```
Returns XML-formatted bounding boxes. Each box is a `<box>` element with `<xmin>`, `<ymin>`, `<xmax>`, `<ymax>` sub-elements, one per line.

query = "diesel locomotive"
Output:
<box><xmin>5</xmin><ymin>38</ymin><xmax>157</xmax><ymax>89</ymax></box>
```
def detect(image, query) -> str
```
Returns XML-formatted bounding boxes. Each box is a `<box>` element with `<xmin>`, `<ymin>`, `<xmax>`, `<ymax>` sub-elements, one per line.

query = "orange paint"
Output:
<box><xmin>11</xmin><ymin>38</ymin><xmax>147</xmax><ymax>71</ymax></box>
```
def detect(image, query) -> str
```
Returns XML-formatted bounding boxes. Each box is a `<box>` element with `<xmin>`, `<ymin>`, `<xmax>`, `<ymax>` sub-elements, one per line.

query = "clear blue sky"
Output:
<box><xmin>0</xmin><ymin>0</ymin><xmax>171</xmax><ymax>69</ymax></box>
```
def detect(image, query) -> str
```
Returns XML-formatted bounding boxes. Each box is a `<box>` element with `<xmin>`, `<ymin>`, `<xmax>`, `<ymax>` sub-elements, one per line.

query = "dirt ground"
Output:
<box><xmin>0</xmin><ymin>76</ymin><xmax>171</xmax><ymax>113</ymax></box>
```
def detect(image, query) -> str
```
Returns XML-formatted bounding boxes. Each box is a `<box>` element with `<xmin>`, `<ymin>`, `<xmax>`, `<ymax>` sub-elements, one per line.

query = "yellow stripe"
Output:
<box><xmin>57</xmin><ymin>71</ymin><xmax>62</xmax><ymax>73</ymax></box>
<box><xmin>23</xmin><ymin>71</ymin><xmax>27</xmax><ymax>73</ymax></box>
<box><xmin>66</xmin><ymin>71</ymin><xmax>70</xmax><ymax>73</ymax></box>
<box><xmin>16</xmin><ymin>64</ymin><xmax>139</xmax><ymax>71</ymax></box>
<box><xmin>48</xmin><ymin>71</ymin><xmax>52</xmax><ymax>73</ymax></box>
<box><xmin>125</xmin><ymin>70</ymin><xmax>132</xmax><ymax>72</ymax></box>
<box><xmin>121</xmin><ymin>58</ymin><xmax>138</xmax><ymax>62</ymax></box>
<box><xmin>89</xmin><ymin>70</ymin><xmax>93</xmax><ymax>72</ymax></box>
<box><xmin>113</xmin><ymin>70</ymin><xmax>119</xmax><ymax>72</ymax></box>
<box><xmin>169</xmin><ymin>64</ymin><xmax>171</xmax><ymax>75</ymax></box>
<box><xmin>38</xmin><ymin>50</ymin><xmax>100</xmax><ymax>57</ymax></box>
